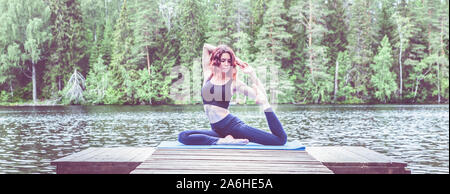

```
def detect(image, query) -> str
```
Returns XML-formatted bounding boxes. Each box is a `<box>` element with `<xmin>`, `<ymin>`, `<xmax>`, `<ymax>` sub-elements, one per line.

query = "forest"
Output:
<box><xmin>0</xmin><ymin>0</ymin><xmax>448</xmax><ymax>105</ymax></box>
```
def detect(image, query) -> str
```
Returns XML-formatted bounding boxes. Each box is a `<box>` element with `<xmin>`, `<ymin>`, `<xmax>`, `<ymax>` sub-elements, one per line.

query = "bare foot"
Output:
<box><xmin>216</xmin><ymin>135</ymin><xmax>249</xmax><ymax>145</ymax></box>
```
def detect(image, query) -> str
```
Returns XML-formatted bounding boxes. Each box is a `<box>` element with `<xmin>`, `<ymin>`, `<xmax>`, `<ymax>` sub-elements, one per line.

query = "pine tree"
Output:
<box><xmin>289</xmin><ymin>0</ymin><xmax>332</xmax><ymax>103</ymax></box>
<box><xmin>106</xmin><ymin>0</ymin><xmax>136</xmax><ymax>104</ymax></box>
<box><xmin>324</xmin><ymin>0</ymin><xmax>349</xmax><ymax>70</ymax></box>
<box><xmin>100</xmin><ymin>19</ymin><xmax>114</xmax><ymax>66</ymax></box>
<box><xmin>151</xmin><ymin>29</ymin><xmax>179</xmax><ymax>104</ymax></box>
<box><xmin>45</xmin><ymin>0</ymin><xmax>87</xmax><ymax>99</ymax></box>
<box><xmin>373</xmin><ymin>0</ymin><xmax>399</xmax><ymax>101</ymax></box>
<box><xmin>85</xmin><ymin>53</ymin><xmax>109</xmax><ymax>104</ymax></box>
<box><xmin>374</xmin><ymin>0</ymin><xmax>398</xmax><ymax>55</ymax></box>
<box><xmin>323</xmin><ymin>0</ymin><xmax>349</xmax><ymax>103</ymax></box>
<box><xmin>334</xmin><ymin>51</ymin><xmax>356</xmax><ymax>103</ymax></box>
<box><xmin>371</xmin><ymin>36</ymin><xmax>397</xmax><ymax>103</ymax></box>
<box><xmin>254</xmin><ymin>0</ymin><xmax>293</xmax><ymax>104</ymax></box>
<box><xmin>175</xmin><ymin>0</ymin><xmax>206</xmax><ymax>104</ymax></box>
<box><xmin>230</xmin><ymin>0</ymin><xmax>252</xmax><ymax>61</ymax></box>
<box><xmin>129</xmin><ymin>0</ymin><xmax>166</xmax><ymax>104</ymax></box>
<box><xmin>346</xmin><ymin>0</ymin><xmax>377</xmax><ymax>101</ymax></box>
<box><xmin>205</xmin><ymin>0</ymin><xmax>235</xmax><ymax>45</ymax></box>
<box><xmin>247</xmin><ymin>0</ymin><xmax>267</xmax><ymax>63</ymax></box>
<box><xmin>402</xmin><ymin>0</ymin><xmax>436</xmax><ymax>103</ymax></box>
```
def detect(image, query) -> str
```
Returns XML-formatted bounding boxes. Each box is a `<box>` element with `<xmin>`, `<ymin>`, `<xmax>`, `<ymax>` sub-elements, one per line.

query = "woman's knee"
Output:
<box><xmin>178</xmin><ymin>131</ymin><xmax>189</xmax><ymax>144</ymax></box>
<box><xmin>279</xmin><ymin>135</ymin><xmax>287</xmax><ymax>145</ymax></box>
<box><xmin>271</xmin><ymin>135</ymin><xmax>287</xmax><ymax>145</ymax></box>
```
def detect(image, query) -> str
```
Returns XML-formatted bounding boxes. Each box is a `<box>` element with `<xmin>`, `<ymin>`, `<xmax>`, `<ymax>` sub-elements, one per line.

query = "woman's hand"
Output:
<box><xmin>242</xmin><ymin>65</ymin><xmax>255</xmax><ymax>75</ymax></box>
<box><xmin>236</xmin><ymin>60</ymin><xmax>255</xmax><ymax>76</ymax></box>
<box><xmin>203</xmin><ymin>43</ymin><xmax>216</xmax><ymax>54</ymax></box>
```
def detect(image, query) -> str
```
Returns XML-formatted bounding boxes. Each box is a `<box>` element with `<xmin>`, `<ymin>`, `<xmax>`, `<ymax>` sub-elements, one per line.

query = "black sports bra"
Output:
<box><xmin>201</xmin><ymin>79</ymin><xmax>233</xmax><ymax>109</ymax></box>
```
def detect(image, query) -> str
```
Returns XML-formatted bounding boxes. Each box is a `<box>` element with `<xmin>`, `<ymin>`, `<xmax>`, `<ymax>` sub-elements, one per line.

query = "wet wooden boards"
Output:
<box><xmin>307</xmin><ymin>146</ymin><xmax>410</xmax><ymax>174</ymax></box>
<box><xmin>130</xmin><ymin>148</ymin><xmax>333</xmax><ymax>174</ymax></box>
<box><xmin>51</xmin><ymin>147</ymin><xmax>155</xmax><ymax>174</ymax></box>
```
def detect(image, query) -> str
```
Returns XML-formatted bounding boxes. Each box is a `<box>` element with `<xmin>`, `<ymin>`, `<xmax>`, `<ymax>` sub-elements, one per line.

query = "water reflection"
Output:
<box><xmin>0</xmin><ymin>104</ymin><xmax>448</xmax><ymax>174</ymax></box>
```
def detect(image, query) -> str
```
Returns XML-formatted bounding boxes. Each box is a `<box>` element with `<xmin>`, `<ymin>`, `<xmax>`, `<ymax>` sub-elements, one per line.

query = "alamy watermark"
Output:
<box><xmin>169</xmin><ymin>57</ymin><xmax>282</xmax><ymax>111</ymax></box>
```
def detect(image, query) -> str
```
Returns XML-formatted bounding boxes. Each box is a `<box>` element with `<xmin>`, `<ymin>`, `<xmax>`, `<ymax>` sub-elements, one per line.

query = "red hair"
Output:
<box><xmin>207</xmin><ymin>45</ymin><xmax>238</xmax><ymax>82</ymax></box>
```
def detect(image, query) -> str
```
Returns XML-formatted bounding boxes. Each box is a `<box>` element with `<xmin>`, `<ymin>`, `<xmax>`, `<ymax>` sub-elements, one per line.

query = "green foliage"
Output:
<box><xmin>106</xmin><ymin>0</ymin><xmax>136</xmax><ymax>104</ymax></box>
<box><xmin>85</xmin><ymin>54</ymin><xmax>109</xmax><ymax>104</ymax></box>
<box><xmin>175</xmin><ymin>0</ymin><xmax>206</xmax><ymax>104</ymax></box>
<box><xmin>288</xmin><ymin>0</ymin><xmax>333</xmax><ymax>104</ymax></box>
<box><xmin>371</xmin><ymin>36</ymin><xmax>398</xmax><ymax>103</ymax></box>
<box><xmin>44</xmin><ymin>0</ymin><xmax>87</xmax><ymax>99</ymax></box>
<box><xmin>0</xmin><ymin>0</ymin><xmax>448</xmax><ymax>105</ymax></box>
<box><xmin>104</xmin><ymin>86</ymin><xmax>125</xmax><ymax>105</ymax></box>
<box><xmin>134</xmin><ymin>69</ymin><xmax>152</xmax><ymax>104</ymax></box>
<box><xmin>0</xmin><ymin>0</ymin><xmax>51</xmax><ymax>103</ymax></box>
<box><xmin>205</xmin><ymin>0</ymin><xmax>235</xmax><ymax>45</ymax></box>
<box><xmin>0</xmin><ymin>90</ymin><xmax>12</xmax><ymax>103</ymax></box>
<box><xmin>335</xmin><ymin>51</ymin><xmax>355</xmax><ymax>102</ymax></box>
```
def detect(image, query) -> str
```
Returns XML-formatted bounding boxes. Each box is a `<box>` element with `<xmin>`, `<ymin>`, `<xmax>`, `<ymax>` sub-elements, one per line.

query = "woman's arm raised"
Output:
<box><xmin>202</xmin><ymin>44</ymin><xmax>216</xmax><ymax>82</ymax></box>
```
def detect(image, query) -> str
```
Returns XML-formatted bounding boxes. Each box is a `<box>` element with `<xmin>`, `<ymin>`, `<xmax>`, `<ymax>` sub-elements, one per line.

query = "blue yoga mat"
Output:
<box><xmin>157</xmin><ymin>140</ymin><xmax>305</xmax><ymax>150</ymax></box>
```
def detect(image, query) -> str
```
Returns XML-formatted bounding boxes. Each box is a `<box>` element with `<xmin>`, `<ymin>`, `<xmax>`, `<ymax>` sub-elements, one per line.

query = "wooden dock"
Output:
<box><xmin>51</xmin><ymin>147</ymin><xmax>155</xmax><ymax>174</ymax></box>
<box><xmin>51</xmin><ymin>146</ymin><xmax>410</xmax><ymax>174</ymax></box>
<box><xmin>307</xmin><ymin>146</ymin><xmax>411</xmax><ymax>174</ymax></box>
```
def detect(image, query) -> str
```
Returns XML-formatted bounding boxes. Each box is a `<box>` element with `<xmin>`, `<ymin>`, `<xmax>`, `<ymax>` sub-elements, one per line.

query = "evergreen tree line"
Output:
<box><xmin>0</xmin><ymin>0</ymin><xmax>448</xmax><ymax>105</ymax></box>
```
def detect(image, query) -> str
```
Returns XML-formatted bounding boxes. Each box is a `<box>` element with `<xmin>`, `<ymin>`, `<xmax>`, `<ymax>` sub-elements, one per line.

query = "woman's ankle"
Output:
<box><xmin>263</xmin><ymin>105</ymin><xmax>273</xmax><ymax>112</ymax></box>
<box><xmin>262</xmin><ymin>103</ymin><xmax>272</xmax><ymax>112</ymax></box>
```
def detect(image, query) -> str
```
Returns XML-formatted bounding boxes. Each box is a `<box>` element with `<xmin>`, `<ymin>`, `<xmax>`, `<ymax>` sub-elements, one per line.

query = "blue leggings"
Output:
<box><xmin>178</xmin><ymin>109</ymin><xmax>287</xmax><ymax>145</ymax></box>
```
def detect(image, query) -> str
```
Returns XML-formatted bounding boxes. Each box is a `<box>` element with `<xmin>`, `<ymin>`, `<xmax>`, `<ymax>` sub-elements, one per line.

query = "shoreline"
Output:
<box><xmin>1</xmin><ymin>102</ymin><xmax>448</xmax><ymax>107</ymax></box>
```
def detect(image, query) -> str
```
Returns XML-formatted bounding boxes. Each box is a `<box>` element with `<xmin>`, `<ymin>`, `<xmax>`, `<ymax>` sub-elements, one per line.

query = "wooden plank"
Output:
<box><xmin>306</xmin><ymin>146</ymin><xmax>410</xmax><ymax>174</ymax></box>
<box><xmin>151</xmin><ymin>149</ymin><xmax>315</xmax><ymax>160</ymax></box>
<box><xmin>141</xmin><ymin>159</ymin><xmax>323</xmax><ymax>165</ymax></box>
<box><xmin>153</xmin><ymin>149</ymin><xmax>313</xmax><ymax>158</ymax></box>
<box><xmin>132</xmin><ymin>148</ymin><xmax>333</xmax><ymax>174</ymax></box>
<box><xmin>137</xmin><ymin>164</ymin><xmax>326</xmax><ymax>171</ymax></box>
<box><xmin>51</xmin><ymin>147</ymin><xmax>156</xmax><ymax>174</ymax></box>
<box><xmin>137</xmin><ymin>164</ymin><xmax>330</xmax><ymax>172</ymax></box>
<box><xmin>329</xmin><ymin>166</ymin><xmax>411</xmax><ymax>174</ymax></box>
<box><xmin>131</xmin><ymin>168</ymin><xmax>331</xmax><ymax>174</ymax></box>
<box><xmin>51</xmin><ymin>148</ymin><xmax>100</xmax><ymax>163</ymax></box>
<box><xmin>139</xmin><ymin>159</ymin><xmax>326</xmax><ymax>167</ymax></box>
<box><xmin>65</xmin><ymin>147</ymin><xmax>113</xmax><ymax>162</ymax></box>
<box><xmin>307</xmin><ymin>147</ymin><xmax>370</xmax><ymax>163</ymax></box>
<box><xmin>342</xmin><ymin>146</ymin><xmax>406</xmax><ymax>167</ymax></box>
<box><xmin>156</xmin><ymin>148</ymin><xmax>308</xmax><ymax>153</ymax></box>
<box><xmin>307</xmin><ymin>146</ymin><xmax>407</xmax><ymax>166</ymax></box>
<box><xmin>53</xmin><ymin>147</ymin><xmax>155</xmax><ymax>163</ymax></box>
<box><xmin>147</xmin><ymin>154</ymin><xmax>317</xmax><ymax>162</ymax></box>
<box><xmin>128</xmin><ymin>147</ymin><xmax>157</xmax><ymax>162</ymax></box>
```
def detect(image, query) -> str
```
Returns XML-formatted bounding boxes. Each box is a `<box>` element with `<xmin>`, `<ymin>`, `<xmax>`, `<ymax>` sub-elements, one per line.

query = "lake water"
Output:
<box><xmin>0</xmin><ymin>104</ymin><xmax>448</xmax><ymax>174</ymax></box>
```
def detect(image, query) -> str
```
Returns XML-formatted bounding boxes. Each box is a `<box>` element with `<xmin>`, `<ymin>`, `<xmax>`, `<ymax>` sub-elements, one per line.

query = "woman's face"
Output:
<box><xmin>219</xmin><ymin>53</ymin><xmax>232</xmax><ymax>73</ymax></box>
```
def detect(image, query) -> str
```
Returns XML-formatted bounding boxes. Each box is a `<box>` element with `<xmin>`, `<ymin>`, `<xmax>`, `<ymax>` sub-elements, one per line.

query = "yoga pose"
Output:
<box><xmin>178</xmin><ymin>44</ymin><xmax>287</xmax><ymax>145</ymax></box>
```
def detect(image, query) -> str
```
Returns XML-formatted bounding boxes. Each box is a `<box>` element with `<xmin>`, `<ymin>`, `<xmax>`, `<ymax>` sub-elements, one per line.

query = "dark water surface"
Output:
<box><xmin>0</xmin><ymin>104</ymin><xmax>448</xmax><ymax>174</ymax></box>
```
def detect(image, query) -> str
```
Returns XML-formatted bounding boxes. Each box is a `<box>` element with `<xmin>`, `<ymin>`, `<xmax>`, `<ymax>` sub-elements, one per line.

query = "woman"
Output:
<box><xmin>178</xmin><ymin>44</ymin><xmax>287</xmax><ymax>145</ymax></box>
